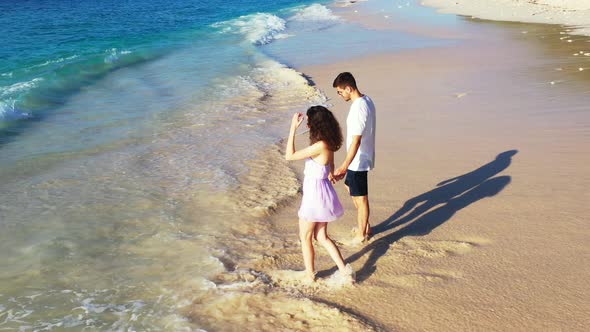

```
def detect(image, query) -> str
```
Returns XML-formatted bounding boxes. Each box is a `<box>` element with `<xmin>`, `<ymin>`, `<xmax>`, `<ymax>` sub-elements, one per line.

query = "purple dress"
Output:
<box><xmin>298</xmin><ymin>158</ymin><xmax>344</xmax><ymax>222</ymax></box>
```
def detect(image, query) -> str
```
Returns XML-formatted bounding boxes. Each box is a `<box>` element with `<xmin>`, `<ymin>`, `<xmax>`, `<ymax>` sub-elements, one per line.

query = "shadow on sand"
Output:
<box><xmin>318</xmin><ymin>150</ymin><xmax>517</xmax><ymax>282</ymax></box>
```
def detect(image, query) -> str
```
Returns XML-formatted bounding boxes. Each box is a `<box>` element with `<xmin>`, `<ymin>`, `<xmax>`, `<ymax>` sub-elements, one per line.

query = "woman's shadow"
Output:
<box><xmin>319</xmin><ymin>150</ymin><xmax>516</xmax><ymax>282</ymax></box>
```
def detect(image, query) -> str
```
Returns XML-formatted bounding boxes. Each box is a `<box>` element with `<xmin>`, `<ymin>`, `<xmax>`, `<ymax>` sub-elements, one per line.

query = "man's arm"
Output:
<box><xmin>334</xmin><ymin>135</ymin><xmax>361</xmax><ymax>179</ymax></box>
<box><xmin>334</xmin><ymin>100</ymin><xmax>368</xmax><ymax>180</ymax></box>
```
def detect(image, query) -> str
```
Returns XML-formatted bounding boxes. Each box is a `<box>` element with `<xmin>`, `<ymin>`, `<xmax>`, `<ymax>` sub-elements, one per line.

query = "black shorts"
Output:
<box><xmin>344</xmin><ymin>170</ymin><xmax>368</xmax><ymax>196</ymax></box>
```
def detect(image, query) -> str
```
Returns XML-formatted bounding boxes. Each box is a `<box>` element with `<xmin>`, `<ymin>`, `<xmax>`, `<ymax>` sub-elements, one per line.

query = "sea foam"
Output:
<box><xmin>0</xmin><ymin>78</ymin><xmax>41</xmax><ymax>120</ymax></box>
<box><xmin>0</xmin><ymin>99</ymin><xmax>29</xmax><ymax>121</ymax></box>
<box><xmin>0</xmin><ymin>78</ymin><xmax>43</xmax><ymax>97</ymax></box>
<box><xmin>29</xmin><ymin>55</ymin><xmax>80</xmax><ymax>70</ymax></box>
<box><xmin>291</xmin><ymin>4</ymin><xmax>341</xmax><ymax>23</ymax></box>
<box><xmin>286</xmin><ymin>4</ymin><xmax>342</xmax><ymax>31</ymax></box>
<box><xmin>213</xmin><ymin>13</ymin><xmax>287</xmax><ymax>45</ymax></box>
<box><xmin>104</xmin><ymin>48</ymin><xmax>133</xmax><ymax>64</ymax></box>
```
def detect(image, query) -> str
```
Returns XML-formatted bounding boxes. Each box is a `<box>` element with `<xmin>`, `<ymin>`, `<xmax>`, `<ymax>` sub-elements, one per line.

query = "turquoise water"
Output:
<box><xmin>0</xmin><ymin>0</ymin><xmax>452</xmax><ymax>330</ymax></box>
<box><xmin>0</xmin><ymin>0</ymin><xmax>321</xmax><ymax>125</ymax></box>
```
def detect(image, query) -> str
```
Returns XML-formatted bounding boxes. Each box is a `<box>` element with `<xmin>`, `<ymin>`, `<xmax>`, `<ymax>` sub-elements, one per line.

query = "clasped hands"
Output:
<box><xmin>330</xmin><ymin>166</ymin><xmax>347</xmax><ymax>184</ymax></box>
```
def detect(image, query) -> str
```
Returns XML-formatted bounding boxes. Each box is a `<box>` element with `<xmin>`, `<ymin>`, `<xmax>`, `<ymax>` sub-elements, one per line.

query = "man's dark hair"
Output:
<box><xmin>332</xmin><ymin>72</ymin><xmax>357</xmax><ymax>90</ymax></box>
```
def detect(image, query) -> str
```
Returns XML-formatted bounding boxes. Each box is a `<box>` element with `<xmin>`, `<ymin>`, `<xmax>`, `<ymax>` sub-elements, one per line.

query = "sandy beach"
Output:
<box><xmin>258</xmin><ymin>1</ymin><xmax>590</xmax><ymax>330</ymax></box>
<box><xmin>423</xmin><ymin>0</ymin><xmax>590</xmax><ymax>36</ymax></box>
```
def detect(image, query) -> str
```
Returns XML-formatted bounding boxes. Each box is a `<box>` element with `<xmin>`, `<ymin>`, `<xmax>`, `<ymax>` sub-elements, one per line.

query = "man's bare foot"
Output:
<box><xmin>304</xmin><ymin>271</ymin><xmax>316</xmax><ymax>283</ymax></box>
<box><xmin>351</xmin><ymin>235</ymin><xmax>366</xmax><ymax>245</ymax></box>
<box><xmin>351</xmin><ymin>226</ymin><xmax>373</xmax><ymax>240</ymax></box>
<box><xmin>366</xmin><ymin>225</ymin><xmax>373</xmax><ymax>239</ymax></box>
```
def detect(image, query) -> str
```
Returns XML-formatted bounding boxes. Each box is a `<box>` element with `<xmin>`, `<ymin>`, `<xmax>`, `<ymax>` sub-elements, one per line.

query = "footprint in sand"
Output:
<box><xmin>335</xmin><ymin>227</ymin><xmax>376</xmax><ymax>248</ymax></box>
<box><xmin>395</xmin><ymin>238</ymin><xmax>484</xmax><ymax>259</ymax></box>
<box><xmin>191</xmin><ymin>290</ymin><xmax>377</xmax><ymax>331</ymax></box>
<box><xmin>389</xmin><ymin>270</ymin><xmax>463</xmax><ymax>288</ymax></box>
<box><xmin>337</xmin><ymin>237</ymin><xmax>369</xmax><ymax>248</ymax></box>
<box><xmin>269</xmin><ymin>269</ymin><xmax>355</xmax><ymax>291</ymax></box>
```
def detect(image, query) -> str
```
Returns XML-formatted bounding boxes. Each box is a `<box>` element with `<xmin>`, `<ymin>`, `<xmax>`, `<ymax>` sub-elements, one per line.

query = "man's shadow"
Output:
<box><xmin>318</xmin><ymin>150</ymin><xmax>516</xmax><ymax>281</ymax></box>
<box><xmin>373</xmin><ymin>150</ymin><xmax>518</xmax><ymax>235</ymax></box>
<box><xmin>351</xmin><ymin>174</ymin><xmax>511</xmax><ymax>282</ymax></box>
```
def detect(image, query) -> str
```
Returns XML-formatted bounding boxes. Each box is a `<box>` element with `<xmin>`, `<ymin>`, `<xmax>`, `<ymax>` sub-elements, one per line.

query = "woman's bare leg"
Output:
<box><xmin>314</xmin><ymin>222</ymin><xmax>346</xmax><ymax>272</ymax></box>
<box><xmin>299</xmin><ymin>219</ymin><xmax>316</xmax><ymax>281</ymax></box>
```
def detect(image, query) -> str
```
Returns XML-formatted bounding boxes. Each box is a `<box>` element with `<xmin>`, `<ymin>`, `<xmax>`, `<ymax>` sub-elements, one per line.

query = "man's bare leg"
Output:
<box><xmin>352</xmin><ymin>195</ymin><xmax>370</xmax><ymax>242</ymax></box>
<box><xmin>345</xmin><ymin>184</ymin><xmax>370</xmax><ymax>242</ymax></box>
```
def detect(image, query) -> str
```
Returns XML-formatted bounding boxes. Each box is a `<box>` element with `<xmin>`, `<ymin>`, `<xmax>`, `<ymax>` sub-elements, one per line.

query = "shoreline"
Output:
<box><xmin>261</xmin><ymin>0</ymin><xmax>590</xmax><ymax>330</ymax></box>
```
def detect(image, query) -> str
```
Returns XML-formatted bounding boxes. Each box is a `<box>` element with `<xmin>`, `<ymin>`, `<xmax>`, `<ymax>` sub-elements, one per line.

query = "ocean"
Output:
<box><xmin>0</xmin><ymin>0</ymin><xmax>444</xmax><ymax>330</ymax></box>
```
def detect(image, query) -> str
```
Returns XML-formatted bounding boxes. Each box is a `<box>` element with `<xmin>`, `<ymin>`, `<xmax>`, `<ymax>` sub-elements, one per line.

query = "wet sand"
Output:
<box><xmin>263</xmin><ymin>2</ymin><xmax>590</xmax><ymax>331</ymax></box>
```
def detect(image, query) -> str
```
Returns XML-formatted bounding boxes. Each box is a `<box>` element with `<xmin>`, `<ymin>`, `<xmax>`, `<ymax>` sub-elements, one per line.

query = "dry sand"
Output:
<box><xmin>423</xmin><ymin>0</ymin><xmax>590</xmax><ymax>36</ymax></box>
<box><xmin>265</xmin><ymin>2</ymin><xmax>590</xmax><ymax>331</ymax></box>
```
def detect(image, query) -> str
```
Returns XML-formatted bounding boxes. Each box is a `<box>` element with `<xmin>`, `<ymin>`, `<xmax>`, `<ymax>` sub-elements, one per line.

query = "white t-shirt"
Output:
<box><xmin>346</xmin><ymin>95</ymin><xmax>376</xmax><ymax>171</ymax></box>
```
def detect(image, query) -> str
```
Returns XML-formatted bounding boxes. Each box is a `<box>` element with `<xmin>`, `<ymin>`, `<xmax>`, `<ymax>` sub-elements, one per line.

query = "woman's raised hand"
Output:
<box><xmin>291</xmin><ymin>112</ymin><xmax>305</xmax><ymax>129</ymax></box>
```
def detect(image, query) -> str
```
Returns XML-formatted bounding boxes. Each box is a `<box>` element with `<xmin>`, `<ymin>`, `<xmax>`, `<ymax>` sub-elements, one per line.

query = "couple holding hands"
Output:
<box><xmin>285</xmin><ymin>72</ymin><xmax>376</xmax><ymax>282</ymax></box>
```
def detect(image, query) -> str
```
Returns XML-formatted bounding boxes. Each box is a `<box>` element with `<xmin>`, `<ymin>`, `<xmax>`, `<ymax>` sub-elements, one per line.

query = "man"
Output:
<box><xmin>332</xmin><ymin>72</ymin><xmax>376</xmax><ymax>244</ymax></box>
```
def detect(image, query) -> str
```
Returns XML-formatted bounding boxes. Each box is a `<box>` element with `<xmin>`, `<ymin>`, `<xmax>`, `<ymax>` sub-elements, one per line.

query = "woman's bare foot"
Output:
<box><xmin>342</xmin><ymin>263</ymin><xmax>356</xmax><ymax>283</ymax></box>
<box><xmin>327</xmin><ymin>264</ymin><xmax>356</xmax><ymax>287</ymax></box>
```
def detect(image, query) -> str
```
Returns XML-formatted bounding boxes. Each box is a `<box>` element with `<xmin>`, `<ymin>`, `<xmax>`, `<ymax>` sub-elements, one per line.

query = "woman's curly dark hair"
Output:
<box><xmin>306</xmin><ymin>106</ymin><xmax>343</xmax><ymax>151</ymax></box>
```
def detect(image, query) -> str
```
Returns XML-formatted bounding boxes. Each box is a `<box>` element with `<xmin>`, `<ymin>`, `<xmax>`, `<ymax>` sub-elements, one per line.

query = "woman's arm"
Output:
<box><xmin>328</xmin><ymin>151</ymin><xmax>336</xmax><ymax>184</ymax></box>
<box><xmin>285</xmin><ymin>113</ymin><xmax>303</xmax><ymax>160</ymax></box>
<box><xmin>287</xmin><ymin>143</ymin><xmax>323</xmax><ymax>161</ymax></box>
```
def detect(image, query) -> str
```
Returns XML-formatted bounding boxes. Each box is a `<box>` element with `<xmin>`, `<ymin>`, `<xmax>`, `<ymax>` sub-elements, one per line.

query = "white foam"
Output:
<box><xmin>247</xmin><ymin>56</ymin><xmax>327</xmax><ymax>105</ymax></box>
<box><xmin>0</xmin><ymin>78</ymin><xmax>37</xmax><ymax>121</ymax></box>
<box><xmin>269</xmin><ymin>266</ymin><xmax>355</xmax><ymax>290</ymax></box>
<box><xmin>104</xmin><ymin>48</ymin><xmax>133</xmax><ymax>64</ymax></box>
<box><xmin>213</xmin><ymin>13</ymin><xmax>287</xmax><ymax>45</ymax></box>
<box><xmin>0</xmin><ymin>78</ymin><xmax>43</xmax><ymax>97</ymax></box>
<box><xmin>286</xmin><ymin>4</ymin><xmax>342</xmax><ymax>32</ymax></box>
<box><xmin>198</xmin><ymin>279</ymin><xmax>218</xmax><ymax>290</ymax></box>
<box><xmin>0</xmin><ymin>99</ymin><xmax>32</xmax><ymax>121</ymax></box>
<box><xmin>207</xmin><ymin>254</ymin><xmax>228</xmax><ymax>271</ymax></box>
<box><xmin>216</xmin><ymin>75</ymin><xmax>266</xmax><ymax>102</ymax></box>
<box><xmin>29</xmin><ymin>55</ymin><xmax>80</xmax><ymax>69</ymax></box>
<box><xmin>74</xmin><ymin>297</ymin><xmax>114</xmax><ymax>314</ymax></box>
<box><xmin>291</xmin><ymin>4</ymin><xmax>341</xmax><ymax>22</ymax></box>
<box><xmin>324</xmin><ymin>265</ymin><xmax>356</xmax><ymax>288</ymax></box>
